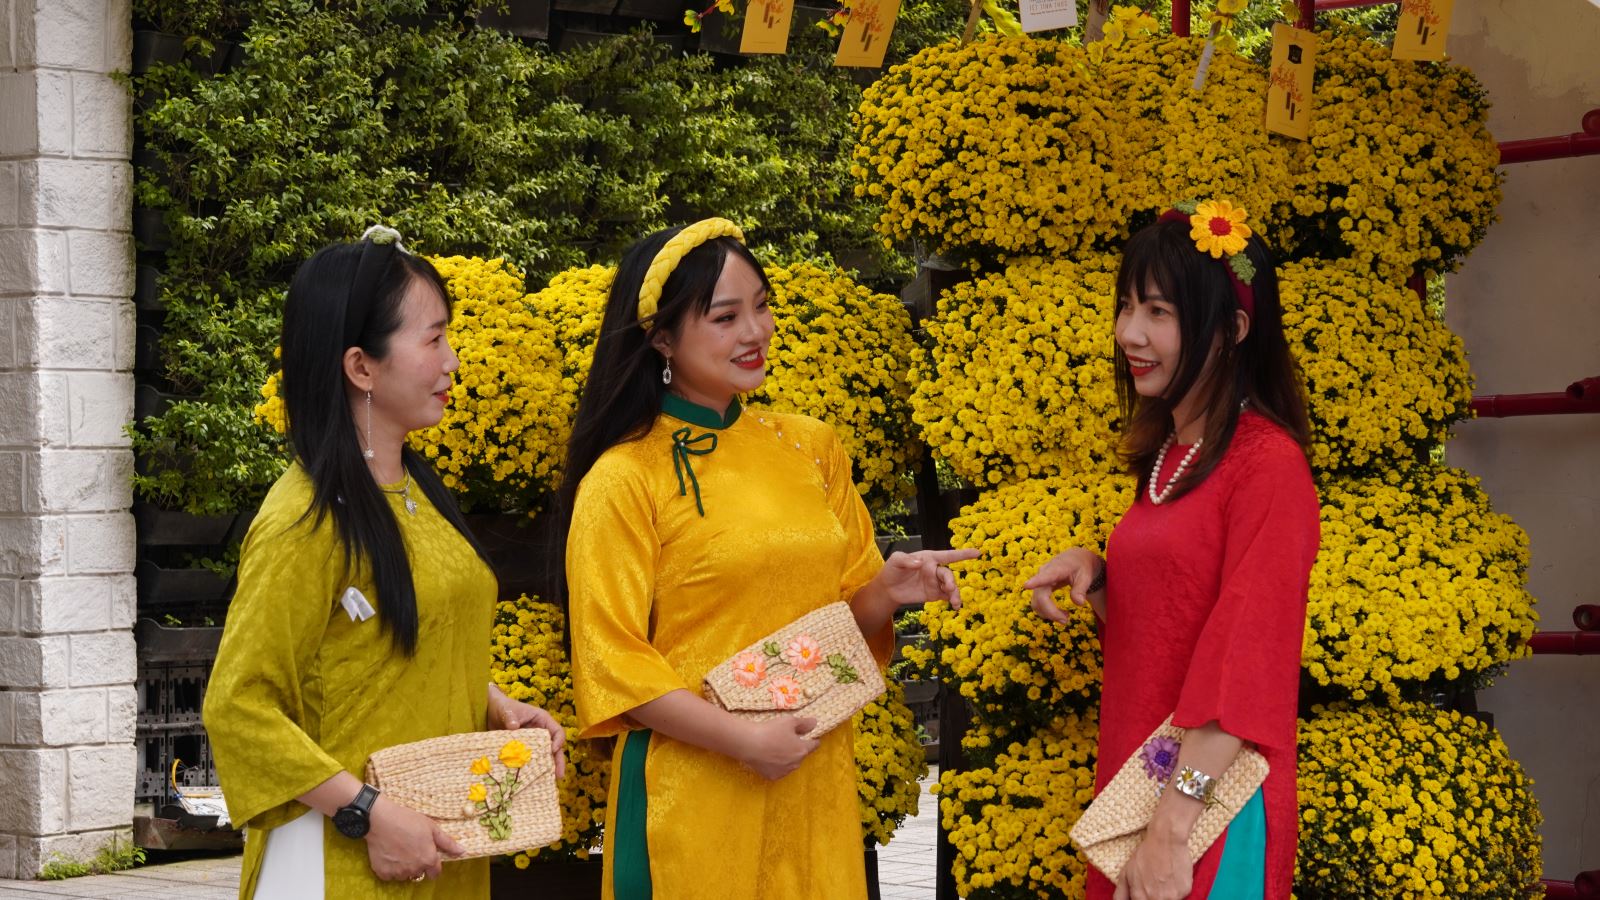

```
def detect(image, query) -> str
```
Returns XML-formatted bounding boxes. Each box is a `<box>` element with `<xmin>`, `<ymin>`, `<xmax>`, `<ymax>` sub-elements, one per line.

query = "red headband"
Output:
<box><xmin>1157</xmin><ymin>207</ymin><xmax>1255</xmax><ymax>318</ymax></box>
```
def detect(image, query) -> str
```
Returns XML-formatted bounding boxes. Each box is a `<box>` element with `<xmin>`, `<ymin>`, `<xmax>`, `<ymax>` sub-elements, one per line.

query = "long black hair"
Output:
<box><xmin>1113</xmin><ymin>219</ymin><xmax>1310</xmax><ymax>502</ymax></box>
<box><xmin>552</xmin><ymin>225</ymin><xmax>770</xmax><ymax>605</ymax></box>
<box><xmin>280</xmin><ymin>239</ymin><xmax>492</xmax><ymax>655</ymax></box>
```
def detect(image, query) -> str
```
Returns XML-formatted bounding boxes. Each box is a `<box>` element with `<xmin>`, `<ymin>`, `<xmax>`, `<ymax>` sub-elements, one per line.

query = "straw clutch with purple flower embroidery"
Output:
<box><xmin>1069</xmin><ymin>715</ymin><xmax>1268</xmax><ymax>883</ymax></box>
<box><xmin>702</xmin><ymin>602</ymin><xmax>885</xmax><ymax>740</ymax></box>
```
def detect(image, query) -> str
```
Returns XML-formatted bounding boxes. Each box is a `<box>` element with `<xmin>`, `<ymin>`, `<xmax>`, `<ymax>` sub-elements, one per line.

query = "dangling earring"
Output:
<box><xmin>662</xmin><ymin>359</ymin><xmax>673</xmax><ymax>386</ymax></box>
<box><xmin>362</xmin><ymin>391</ymin><xmax>375</xmax><ymax>460</ymax></box>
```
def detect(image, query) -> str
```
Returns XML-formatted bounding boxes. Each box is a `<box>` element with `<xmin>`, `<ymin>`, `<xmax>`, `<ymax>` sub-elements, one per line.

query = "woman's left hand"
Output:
<box><xmin>875</xmin><ymin>548</ymin><xmax>981</xmax><ymax>610</ymax></box>
<box><xmin>1114</xmin><ymin>828</ymin><xmax>1192</xmax><ymax>900</ymax></box>
<box><xmin>487</xmin><ymin>685</ymin><xmax>567</xmax><ymax>781</ymax></box>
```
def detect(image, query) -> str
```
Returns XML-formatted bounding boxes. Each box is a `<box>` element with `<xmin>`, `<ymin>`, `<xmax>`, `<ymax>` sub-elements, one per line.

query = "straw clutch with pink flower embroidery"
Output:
<box><xmin>366</xmin><ymin>729</ymin><xmax>561</xmax><ymax>859</ymax></box>
<box><xmin>702</xmin><ymin>602</ymin><xmax>886</xmax><ymax>740</ymax></box>
<box><xmin>1069</xmin><ymin>715</ymin><xmax>1268</xmax><ymax>883</ymax></box>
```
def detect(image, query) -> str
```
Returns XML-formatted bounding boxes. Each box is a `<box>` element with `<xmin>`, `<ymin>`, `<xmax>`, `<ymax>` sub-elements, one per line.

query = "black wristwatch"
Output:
<box><xmin>1085</xmin><ymin>562</ymin><xmax>1108</xmax><ymax>595</ymax></box>
<box><xmin>333</xmin><ymin>784</ymin><xmax>380</xmax><ymax>839</ymax></box>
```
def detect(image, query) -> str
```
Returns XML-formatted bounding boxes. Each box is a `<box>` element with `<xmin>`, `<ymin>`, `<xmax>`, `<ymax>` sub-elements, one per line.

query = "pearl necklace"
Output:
<box><xmin>1148</xmin><ymin>434</ymin><xmax>1203</xmax><ymax>505</ymax></box>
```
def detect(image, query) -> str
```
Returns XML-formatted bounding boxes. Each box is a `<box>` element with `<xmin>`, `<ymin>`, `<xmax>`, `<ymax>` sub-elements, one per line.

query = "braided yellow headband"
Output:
<box><xmin>636</xmin><ymin>217</ymin><xmax>746</xmax><ymax>327</ymax></box>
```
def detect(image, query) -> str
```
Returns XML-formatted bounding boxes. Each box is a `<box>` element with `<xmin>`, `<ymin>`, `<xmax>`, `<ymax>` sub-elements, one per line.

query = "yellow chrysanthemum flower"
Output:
<box><xmin>1297</xmin><ymin>703</ymin><xmax>1541</xmax><ymax>897</ymax></box>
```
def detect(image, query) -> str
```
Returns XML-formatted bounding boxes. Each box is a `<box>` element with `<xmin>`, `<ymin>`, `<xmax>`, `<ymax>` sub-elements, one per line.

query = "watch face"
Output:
<box><xmin>333</xmin><ymin>807</ymin><xmax>369</xmax><ymax>838</ymax></box>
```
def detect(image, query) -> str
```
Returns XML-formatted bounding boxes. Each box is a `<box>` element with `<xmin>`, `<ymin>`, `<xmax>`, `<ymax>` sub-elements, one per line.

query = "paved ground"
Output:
<box><xmin>874</xmin><ymin>767</ymin><xmax>941</xmax><ymax>899</ymax></box>
<box><xmin>0</xmin><ymin>771</ymin><xmax>942</xmax><ymax>899</ymax></box>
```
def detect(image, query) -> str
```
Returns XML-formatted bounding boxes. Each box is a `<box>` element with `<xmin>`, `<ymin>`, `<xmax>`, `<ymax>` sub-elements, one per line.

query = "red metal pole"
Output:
<box><xmin>1499</xmin><ymin>133</ymin><xmax>1600</xmax><ymax>164</ymax></box>
<box><xmin>1171</xmin><ymin>0</ymin><xmax>1190</xmax><ymax>37</ymax></box>
<box><xmin>1405</xmin><ymin>272</ymin><xmax>1425</xmax><ymax>303</ymax></box>
<box><xmin>1470</xmin><ymin>377</ymin><xmax>1600</xmax><ymax>417</ymax></box>
<box><xmin>1528</xmin><ymin>632</ymin><xmax>1600</xmax><ymax>655</ymax></box>
<box><xmin>1542</xmin><ymin>881</ymin><xmax>1578</xmax><ymax>900</ymax></box>
<box><xmin>1471</xmin><ymin>393</ymin><xmax>1600</xmax><ymax>417</ymax></box>
<box><xmin>1298</xmin><ymin>0</ymin><xmax>1314</xmax><ymax>29</ymax></box>
<box><xmin>1577</xmin><ymin>870</ymin><xmax>1600</xmax><ymax>896</ymax></box>
<box><xmin>1499</xmin><ymin>109</ymin><xmax>1600</xmax><ymax>164</ymax></box>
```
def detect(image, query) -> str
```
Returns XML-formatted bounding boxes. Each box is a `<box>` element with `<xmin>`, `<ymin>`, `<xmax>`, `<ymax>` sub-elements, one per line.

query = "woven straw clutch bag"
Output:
<box><xmin>1069</xmin><ymin>715</ymin><xmax>1269</xmax><ymax>883</ymax></box>
<box><xmin>366</xmin><ymin>729</ymin><xmax>561</xmax><ymax>859</ymax></box>
<box><xmin>702</xmin><ymin>602</ymin><xmax>886</xmax><ymax>740</ymax></box>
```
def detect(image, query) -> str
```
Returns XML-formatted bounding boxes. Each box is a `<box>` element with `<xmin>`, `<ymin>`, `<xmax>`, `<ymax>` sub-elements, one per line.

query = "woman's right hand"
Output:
<box><xmin>736</xmin><ymin>715</ymin><xmax>821</xmax><ymax>781</ymax></box>
<box><xmin>364</xmin><ymin>794</ymin><xmax>464</xmax><ymax>882</ymax></box>
<box><xmin>1024</xmin><ymin>548</ymin><xmax>1106</xmax><ymax>622</ymax></box>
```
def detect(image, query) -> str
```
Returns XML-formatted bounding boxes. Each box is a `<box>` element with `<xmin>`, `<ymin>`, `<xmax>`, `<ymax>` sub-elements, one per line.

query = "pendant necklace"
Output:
<box><xmin>381</xmin><ymin>472</ymin><xmax>418</xmax><ymax>515</ymax></box>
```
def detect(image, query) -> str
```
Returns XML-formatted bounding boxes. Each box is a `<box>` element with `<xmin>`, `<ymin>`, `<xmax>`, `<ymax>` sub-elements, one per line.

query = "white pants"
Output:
<box><xmin>253</xmin><ymin>808</ymin><xmax>325</xmax><ymax>900</ymax></box>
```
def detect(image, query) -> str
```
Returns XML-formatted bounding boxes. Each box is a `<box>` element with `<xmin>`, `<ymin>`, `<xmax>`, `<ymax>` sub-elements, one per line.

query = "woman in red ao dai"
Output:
<box><xmin>1028</xmin><ymin>202</ymin><xmax>1320</xmax><ymax>900</ymax></box>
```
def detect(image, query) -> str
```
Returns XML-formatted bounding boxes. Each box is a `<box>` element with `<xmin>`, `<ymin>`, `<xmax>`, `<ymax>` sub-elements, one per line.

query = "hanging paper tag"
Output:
<box><xmin>1020</xmin><ymin>0</ymin><xmax>1076</xmax><ymax>33</ymax></box>
<box><xmin>1392</xmin><ymin>0</ymin><xmax>1454</xmax><ymax>61</ymax></box>
<box><xmin>834</xmin><ymin>0</ymin><xmax>900</xmax><ymax>68</ymax></box>
<box><xmin>741</xmin><ymin>0</ymin><xmax>795</xmax><ymax>54</ymax></box>
<box><xmin>1265</xmin><ymin>23</ymin><xmax>1316</xmax><ymax>140</ymax></box>
<box><xmin>340</xmin><ymin>586</ymin><xmax>377</xmax><ymax>622</ymax></box>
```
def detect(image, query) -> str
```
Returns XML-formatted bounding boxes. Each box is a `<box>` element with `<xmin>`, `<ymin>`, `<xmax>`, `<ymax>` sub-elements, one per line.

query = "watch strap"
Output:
<box><xmin>349</xmin><ymin>783</ymin><xmax>379</xmax><ymax>814</ymax></box>
<box><xmin>1085</xmin><ymin>562</ymin><xmax>1107</xmax><ymax>595</ymax></box>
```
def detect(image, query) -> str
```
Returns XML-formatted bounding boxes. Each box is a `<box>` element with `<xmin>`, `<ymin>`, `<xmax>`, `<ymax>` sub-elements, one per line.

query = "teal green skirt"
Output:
<box><xmin>1210</xmin><ymin>787</ymin><xmax>1266</xmax><ymax>899</ymax></box>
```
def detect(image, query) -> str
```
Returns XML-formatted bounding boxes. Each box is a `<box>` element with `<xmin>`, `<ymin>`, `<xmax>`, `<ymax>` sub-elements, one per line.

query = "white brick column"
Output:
<box><xmin>0</xmin><ymin>0</ymin><xmax>138</xmax><ymax>879</ymax></box>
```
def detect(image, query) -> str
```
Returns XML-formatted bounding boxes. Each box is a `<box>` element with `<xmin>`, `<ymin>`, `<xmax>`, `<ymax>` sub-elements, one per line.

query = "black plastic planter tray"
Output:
<box><xmin>133</xmin><ymin>503</ymin><xmax>236</xmax><ymax>547</ymax></box>
<box><xmin>132</xmin><ymin>30</ymin><xmax>184</xmax><ymax>75</ymax></box>
<box><xmin>476</xmin><ymin>0</ymin><xmax>552</xmax><ymax>38</ymax></box>
<box><xmin>136</xmin><ymin>559</ymin><xmax>230</xmax><ymax>607</ymax></box>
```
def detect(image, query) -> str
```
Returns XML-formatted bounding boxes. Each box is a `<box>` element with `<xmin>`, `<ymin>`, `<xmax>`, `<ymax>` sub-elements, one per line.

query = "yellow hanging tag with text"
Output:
<box><xmin>1265</xmin><ymin>23</ymin><xmax>1316</xmax><ymax>140</ymax></box>
<box><xmin>741</xmin><ymin>0</ymin><xmax>795</xmax><ymax>54</ymax></box>
<box><xmin>1392</xmin><ymin>0</ymin><xmax>1454</xmax><ymax>61</ymax></box>
<box><xmin>834</xmin><ymin>0</ymin><xmax>900</xmax><ymax>68</ymax></box>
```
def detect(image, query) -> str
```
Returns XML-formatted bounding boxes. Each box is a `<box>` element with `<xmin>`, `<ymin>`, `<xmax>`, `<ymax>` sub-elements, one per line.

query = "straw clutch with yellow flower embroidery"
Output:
<box><xmin>702</xmin><ymin>602</ymin><xmax>886</xmax><ymax>740</ymax></box>
<box><xmin>365</xmin><ymin>730</ymin><xmax>561</xmax><ymax>858</ymax></box>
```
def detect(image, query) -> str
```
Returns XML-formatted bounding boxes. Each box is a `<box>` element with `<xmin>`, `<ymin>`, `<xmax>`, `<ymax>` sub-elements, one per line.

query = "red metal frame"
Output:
<box><xmin>1574</xmin><ymin>605</ymin><xmax>1600</xmax><ymax>632</ymax></box>
<box><xmin>1171</xmin><ymin>0</ymin><xmax>1190</xmax><ymax>37</ymax></box>
<box><xmin>1546</xmin><ymin>870</ymin><xmax>1600</xmax><ymax>897</ymax></box>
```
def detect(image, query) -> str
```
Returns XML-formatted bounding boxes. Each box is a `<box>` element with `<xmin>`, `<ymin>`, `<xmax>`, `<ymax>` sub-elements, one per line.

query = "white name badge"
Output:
<box><xmin>340</xmin><ymin>586</ymin><xmax>377</xmax><ymax>622</ymax></box>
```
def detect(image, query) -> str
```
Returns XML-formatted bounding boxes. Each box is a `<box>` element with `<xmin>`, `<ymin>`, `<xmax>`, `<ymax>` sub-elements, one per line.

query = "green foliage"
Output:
<box><xmin>37</xmin><ymin>842</ymin><xmax>146</xmax><ymax>880</ymax></box>
<box><xmin>131</xmin><ymin>0</ymin><xmax>971</xmax><ymax>514</ymax></box>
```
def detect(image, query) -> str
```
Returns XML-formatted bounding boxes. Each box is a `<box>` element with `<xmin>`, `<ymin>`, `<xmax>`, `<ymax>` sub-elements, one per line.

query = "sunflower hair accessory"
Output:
<box><xmin>1157</xmin><ymin>199</ymin><xmax>1257</xmax><ymax>317</ymax></box>
<box><xmin>635</xmin><ymin>217</ymin><xmax>746</xmax><ymax>327</ymax></box>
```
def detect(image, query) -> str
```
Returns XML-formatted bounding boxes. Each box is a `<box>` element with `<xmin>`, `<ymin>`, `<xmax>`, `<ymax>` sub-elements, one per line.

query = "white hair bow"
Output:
<box><xmin>360</xmin><ymin>224</ymin><xmax>410</xmax><ymax>254</ymax></box>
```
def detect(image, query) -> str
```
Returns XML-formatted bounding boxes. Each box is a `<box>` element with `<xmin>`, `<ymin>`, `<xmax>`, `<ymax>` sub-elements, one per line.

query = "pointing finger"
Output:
<box><xmin>923</xmin><ymin>548</ymin><xmax>981</xmax><ymax>565</ymax></box>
